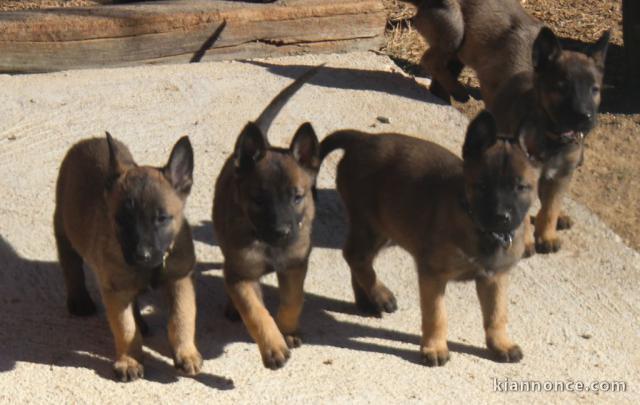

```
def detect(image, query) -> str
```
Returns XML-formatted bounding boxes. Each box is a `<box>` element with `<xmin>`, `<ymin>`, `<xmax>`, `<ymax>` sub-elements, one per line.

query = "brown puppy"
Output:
<box><xmin>54</xmin><ymin>133</ymin><xmax>200</xmax><ymax>381</ymax></box>
<box><xmin>491</xmin><ymin>27</ymin><xmax>609</xmax><ymax>254</ymax></box>
<box><xmin>406</xmin><ymin>0</ymin><xmax>542</xmax><ymax>107</ymax></box>
<box><xmin>213</xmin><ymin>66</ymin><xmax>321</xmax><ymax>369</ymax></box>
<box><xmin>320</xmin><ymin>111</ymin><xmax>540</xmax><ymax>365</ymax></box>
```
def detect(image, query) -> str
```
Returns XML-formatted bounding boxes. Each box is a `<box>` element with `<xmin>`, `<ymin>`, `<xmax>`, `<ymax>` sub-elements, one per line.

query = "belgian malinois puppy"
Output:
<box><xmin>54</xmin><ymin>133</ymin><xmax>200</xmax><ymax>381</ymax></box>
<box><xmin>320</xmin><ymin>111</ymin><xmax>540</xmax><ymax>365</ymax></box>
<box><xmin>405</xmin><ymin>0</ymin><xmax>543</xmax><ymax>107</ymax></box>
<box><xmin>213</xmin><ymin>65</ymin><xmax>321</xmax><ymax>369</ymax></box>
<box><xmin>491</xmin><ymin>27</ymin><xmax>609</xmax><ymax>254</ymax></box>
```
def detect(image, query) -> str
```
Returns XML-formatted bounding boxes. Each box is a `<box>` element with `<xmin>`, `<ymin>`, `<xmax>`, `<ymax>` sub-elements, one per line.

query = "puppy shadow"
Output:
<box><xmin>0</xmin><ymin>235</ymin><xmax>232</xmax><ymax>390</ymax></box>
<box><xmin>242</xmin><ymin>60</ymin><xmax>446</xmax><ymax>105</ymax></box>
<box><xmin>190</xmin><ymin>188</ymin><xmax>347</xmax><ymax>250</ymax></box>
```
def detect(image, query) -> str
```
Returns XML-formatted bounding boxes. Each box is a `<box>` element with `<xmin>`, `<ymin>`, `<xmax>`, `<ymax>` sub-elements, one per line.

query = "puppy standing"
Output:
<box><xmin>213</xmin><ymin>66</ymin><xmax>321</xmax><ymax>369</ymax></box>
<box><xmin>491</xmin><ymin>27</ymin><xmax>609</xmax><ymax>254</ymax></box>
<box><xmin>54</xmin><ymin>134</ymin><xmax>201</xmax><ymax>381</ymax></box>
<box><xmin>320</xmin><ymin>111</ymin><xmax>540</xmax><ymax>365</ymax></box>
<box><xmin>407</xmin><ymin>0</ymin><xmax>542</xmax><ymax>107</ymax></box>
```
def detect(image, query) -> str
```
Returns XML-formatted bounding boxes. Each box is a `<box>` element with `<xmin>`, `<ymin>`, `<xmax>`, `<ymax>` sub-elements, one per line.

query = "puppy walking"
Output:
<box><xmin>213</xmin><ymin>65</ymin><xmax>321</xmax><ymax>369</ymax></box>
<box><xmin>320</xmin><ymin>111</ymin><xmax>540</xmax><ymax>365</ymax></box>
<box><xmin>54</xmin><ymin>133</ymin><xmax>201</xmax><ymax>381</ymax></box>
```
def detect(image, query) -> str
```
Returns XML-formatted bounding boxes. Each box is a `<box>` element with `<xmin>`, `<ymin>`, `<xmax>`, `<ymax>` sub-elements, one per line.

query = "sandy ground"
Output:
<box><xmin>0</xmin><ymin>53</ymin><xmax>638</xmax><ymax>403</ymax></box>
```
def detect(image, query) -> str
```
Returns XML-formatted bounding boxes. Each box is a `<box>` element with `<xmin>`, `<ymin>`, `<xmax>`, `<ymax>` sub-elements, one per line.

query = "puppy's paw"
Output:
<box><xmin>490</xmin><ymin>344</ymin><xmax>523</xmax><ymax>363</ymax></box>
<box><xmin>421</xmin><ymin>346</ymin><xmax>450</xmax><ymax>367</ymax></box>
<box><xmin>261</xmin><ymin>334</ymin><xmax>291</xmax><ymax>370</ymax></box>
<box><xmin>113</xmin><ymin>356</ymin><xmax>144</xmax><ymax>382</ymax></box>
<box><xmin>556</xmin><ymin>215</ymin><xmax>574</xmax><ymax>230</ymax></box>
<box><xmin>284</xmin><ymin>333</ymin><xmax>302</xmax><ymax>349</ymax></box>
<box><xmin>535</xmin><ymin>237</ymin><xmax>562</xmax><ymax>254</ymax></box>
<box><xmin>522</xmin><ymin>242</ymin><xmax>536</xmax><ymax>258</ymax></box>
<box><xmin>355</xmin><ymin>283</ymin><xmax>398</xmax><ymax>316</ymax></box>
<box><xmin>174</xmin><ymin>347</ymin><xmax>203</xmax><ymax>376</ymax></box>
<box><xmin>67</xmin><ymin>292</ymin><xmax>97</xmax><ymax>317</ymax></box>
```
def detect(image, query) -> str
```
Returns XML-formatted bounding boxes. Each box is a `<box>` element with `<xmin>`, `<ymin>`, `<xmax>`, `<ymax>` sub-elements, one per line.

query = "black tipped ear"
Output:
<box><xmin>463</xmin><ymin>111</ymin><xmax>498</xmax><ymax>159</ymax></box>
<box><xmin>589</xmin><ymin>30</ymin><xmax>610</xmax><ymax>71</ymax></box>
<box><xmin>290</xmin><ymin>122</ymin><xmax>320</xmax><ymax>171</ymax></box>
<box><xmin>516</xmin><ymin>121</ymin><xmax>542</xmax><ymax>165</ymax></box>
<box><xmin>164</xmin><ymin>136</ymin><xmax>194</xmax><ymax>196</ymax></box>
<box><xmin>106</xmin><ymin>131</ymin><xmax>126</xmax><ymax>177</ymax></box>
<box><xmin>532</xmin><ymin>27</ymin><xmax>562</xmax><ymax>72</ymax></box>
<box><xmin>234</xmin><ymin>122</ymin><xmax>268</xmax><ymax>172</ymax></box>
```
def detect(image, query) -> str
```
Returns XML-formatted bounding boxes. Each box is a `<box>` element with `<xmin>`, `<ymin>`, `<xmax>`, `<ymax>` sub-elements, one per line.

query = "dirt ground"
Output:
<box><xmin>382</xmin><ymin>0</ymin><xmax>640</xmax><ymax>251</ymax></box>
<box><xmin>0</xmin><ymin>0</ymin><xmax>638</xmax><ymax>251</ymax></box>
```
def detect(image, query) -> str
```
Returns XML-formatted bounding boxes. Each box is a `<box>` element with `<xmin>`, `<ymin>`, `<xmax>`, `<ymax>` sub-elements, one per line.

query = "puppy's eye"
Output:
<box><xmin>591</xmin><ymin>85</ymin><xmax>600</xmax><ymax>95</ymax></box>
<box><xmin>156</xmin><ymin>212</ymin><xmax>173</xmax><ymax>225</ymax></box>
<box><xmin>516</xmin><ymin>184</ymin><xmax>531</xmax><ymax>192</ymax></box>
<box><xmin>293</xmin><ymin>191</ymin><xmax>305</xmax><ymax>205</ymax></box>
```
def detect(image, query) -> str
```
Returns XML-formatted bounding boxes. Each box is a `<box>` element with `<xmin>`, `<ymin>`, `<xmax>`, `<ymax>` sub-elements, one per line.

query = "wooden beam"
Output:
<box><xmin>0</xmin><ymin>0</ymin><xmax>386</xmax><ymax>73</ymax></box>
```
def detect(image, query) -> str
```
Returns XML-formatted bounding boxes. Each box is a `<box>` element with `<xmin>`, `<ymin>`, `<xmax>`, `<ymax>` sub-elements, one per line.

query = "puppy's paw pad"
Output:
<box><xmin>284</xmin><ymin>334</ymin><xmax>302</xmax><ymax>349</ymax></box>
<box><xmin>174</xmin><ymin>349</ymin><xmax>203</xmax><ymax>376</ymax></box>
<box><xmin>421</xmin><ymin>347</ymin><xmax>450</xmax><ymax>367</ymax></box>
<box><xmin>491</xmin><ymin>344</ymin><xmax>523</xmax><ymax>363</ymax></box>
<box><xmin>556</xmin><ymin>215</ymin><xmax>574</xmax><ymax>230</ymax></box>
<box><xmin>113</xmin><ymin>358</ymin><xmax>144</xmax><ymax>382</ymax></box>
<box><xmin>67</xmin><ymin>294</ymin><xmax>97</xmax><ymax>317</ymax></box>
<box><xmin>535</xmin><ymin>238</ymin><xmax>562</xmax><ymax>254</ymax></box>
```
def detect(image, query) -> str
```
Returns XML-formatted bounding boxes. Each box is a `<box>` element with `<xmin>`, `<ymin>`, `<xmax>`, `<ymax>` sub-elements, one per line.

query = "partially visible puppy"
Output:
<box><xmin>491</xmin><ymin>27</ymin><xmax>610</xmax><ymax>254</ymax></box>
<box><xmin>213</xmin><ymin>65</ymin><xmax>321</xmax><ymax>369</ymax></box>
<box><xmin>320</xmin><ymin>111</ymin><xmax>540</xmax><ymax>365</ymax></box>
<box><xmin>54</xmin><ymin>133</ymin><xmax>201</xmax><ymax>381</ymax></box>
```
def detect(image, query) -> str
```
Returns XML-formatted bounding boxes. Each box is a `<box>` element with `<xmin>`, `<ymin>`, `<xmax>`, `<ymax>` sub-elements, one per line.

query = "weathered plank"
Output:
<box><xmin>0</xmin><ymin>0</ymin><xmax>386</xmax><ymax>72</ymax></box>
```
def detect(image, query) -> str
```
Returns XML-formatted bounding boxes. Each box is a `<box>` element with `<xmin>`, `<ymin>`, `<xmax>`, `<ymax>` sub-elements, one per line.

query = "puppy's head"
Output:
<box><xmin>463</xmin><ymin>112</ymin><xmax>541</xmax><ymax>243</ymax></box>
<box><xmin>533</xmin><ymin>27</ymin><xmax>609</xmax><ymax>142</ymax></box>
<box><xmin>233</xmin><ymin>122</ymin><xmax>319</xmax><ymax>247</ymax></box>
<box><xmin>105</xmin><ymin>133</ymin><xmax>194</xmax><ymax>269</ymax></box>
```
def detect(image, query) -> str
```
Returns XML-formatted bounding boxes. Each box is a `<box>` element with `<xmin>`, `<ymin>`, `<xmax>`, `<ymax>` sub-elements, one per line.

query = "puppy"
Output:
<box><xmin>407</xmin><ymin>0</ymin><xmax>542</xmax><ymax>107</ymax></box>
<box><xmin>491</xmin><ymin>27</ymin><xmax>609</xmax><ymax>254</ymax></box>
<box><xmin>320</xmin><ymin>111</ymin><xmax>540</xmax><ymax>365</ymax></box>
<box><xmin>213</xmin><ymin>65</ymin><xmax>321</xmax><ymax>369</ymax></box>
<box><xmin>54</xmin><ymin>133</ymin><xmax>201</xmax><ymax>381</ymax></box>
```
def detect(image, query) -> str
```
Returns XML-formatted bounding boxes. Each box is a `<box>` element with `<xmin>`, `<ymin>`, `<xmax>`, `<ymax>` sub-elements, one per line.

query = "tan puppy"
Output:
<box><xmin>320</xmin><ymin>111</ymin><xmax>540</xmax><ymax>365</ymax></box>
<box><xmin>213</xmin><ymin>66</ymin><xmax>321</xmax><ymax>369</ymax></box>
<box><xmin>491</xmin><ymin>27</ymin><xmax>609</xmax><ymax>254</ymax></box>
<box><xmin>406</xmin><ymin>0</ymin><xmax>542</xmax><ymax>107</ymax></box>
<box><xmin>54</xmin><ymin>133</ymin><xmax>201</xmax><ymax>381</ymax></box>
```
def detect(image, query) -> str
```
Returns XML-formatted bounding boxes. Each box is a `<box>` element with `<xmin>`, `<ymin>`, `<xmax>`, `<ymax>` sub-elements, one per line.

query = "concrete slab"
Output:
<box><xmin>0</xmin><ymin>52</ymin><xmax>638</xmax><ymax>403</ymax></box>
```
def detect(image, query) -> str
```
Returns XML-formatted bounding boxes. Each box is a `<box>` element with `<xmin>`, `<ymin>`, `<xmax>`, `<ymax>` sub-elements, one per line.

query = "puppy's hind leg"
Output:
<box><xmin>343</xmin><ymin>220</ymin><xmax>397</xmax><ymax>316</ymax></box>
<box><xmin>415</xmin><ymin>0</ymin><xmax>468</xmax><ymax>102</ymax></box>
<box><xmin>54</xmin><ymin>209</ymin><xmax>96</xmax><ymax>317</ymax></box>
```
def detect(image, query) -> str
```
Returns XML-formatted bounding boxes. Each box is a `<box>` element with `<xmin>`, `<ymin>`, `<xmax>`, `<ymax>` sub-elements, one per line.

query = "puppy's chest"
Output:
<box><xmin>542</xmin><ymin>142</ymin><xmax>583</xmax><ymax>180</ymax></box>
<box><xmin>448</xmin><ymin>245</ymin><xmax>517</xmax><ymax>280</ymax></box>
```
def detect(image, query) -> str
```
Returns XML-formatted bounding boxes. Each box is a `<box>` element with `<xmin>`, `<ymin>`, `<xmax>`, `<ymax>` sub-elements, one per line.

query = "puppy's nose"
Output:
<box><xmin>135</xmin><ymin>248</ymin><xmax>152</xmax><ymax>263</ymax></box>
<box><xmin>274</xmin><ymin>225</ymin><xmax>291</xmax><ymax>239</ymax></box>
<box><xmin>579</xmin><ymin>112</ymin><xmax>592</xmax><ymax>121</ymax></box>
<box><xmin>495</xmin><ymin>212</ymin><xmax>511</xmax><ymax>224</ymax></box>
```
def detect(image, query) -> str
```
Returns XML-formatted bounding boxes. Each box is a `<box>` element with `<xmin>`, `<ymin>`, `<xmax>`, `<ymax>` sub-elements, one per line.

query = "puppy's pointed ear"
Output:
<box><xmin>234</xmin><ymin>122</ymin><xmax>268</xmax><ymax>172</ymax></box>
<box><xmin>164</xmin><ymin>136</ymin><xmax>194</xmax><ymax>196</ymax></box>
<box><xmin>463</xmin><ymin>111</ymin><xmax>497</xmax><ymax>159</ymax></box>
<box><xmin>516</xmin><ymin>121</ymin><xmax>543</xmax><ymax>165</ymax></box>
<box><xmin>589</xmin><ymin>30</ymin><xmax>610</xmax><ymax>71</ymax></box>
<box><xmin>290</xmin><ymin>122</ymin><xmax>320</xmax><ymax>172</ymax></box>
<box><xmin>106</xmin><ymin>131</ymin><xmax>127</xmax><ymax>178</ymax></box>
<box><xmin>532</xmin><ymin>27</ymin><xmax>562</xmax><ymax>72</ymax></box>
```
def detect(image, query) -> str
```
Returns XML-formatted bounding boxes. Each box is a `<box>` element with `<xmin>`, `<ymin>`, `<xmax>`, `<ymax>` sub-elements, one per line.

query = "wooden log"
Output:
<box><xmin>0</xmin><ymin>0</ymin><xmax>386</xmax><ymax>73</ymax></box>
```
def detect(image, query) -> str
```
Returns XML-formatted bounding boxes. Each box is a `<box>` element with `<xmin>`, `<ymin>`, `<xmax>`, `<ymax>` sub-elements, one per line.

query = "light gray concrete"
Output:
<box><xmin>0</xmin><ymin>52</ymin><xmax>637</xmax><ymax>403</ymax></box>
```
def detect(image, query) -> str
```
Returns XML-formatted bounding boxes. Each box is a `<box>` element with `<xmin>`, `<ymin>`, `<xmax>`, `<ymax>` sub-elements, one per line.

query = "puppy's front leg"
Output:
<box><xmin>276</xmin><ymin>265</ymin><xmax>307</xmax><ymax>348</ymax></box>
<box><xmin>166</xmin><ymin>274</ymin><xmax>202</xmax><ymax>376</ymax></box>
<box><xmin>418</xmin><ymin>273</ymin><xmax>449</xmax><ymax>367</ymax></box>
<box><xmin>102</xmin><ymin>289</ymin><xmax>144</xmax><ymax>381</ymax></box>
<box><xmin>225</xmin><ymin>275</ymin><xmax>290</xmax><ymax>369</ymax></box>
<box><xmin>476</xmin><ymin>272</ymin><xmax>523</xmax><ymax>363</ymax></box>
<box><xmin>535</xmin><ymin>174</ymin><xmax>572</xmax><ymax>253</ymax></box>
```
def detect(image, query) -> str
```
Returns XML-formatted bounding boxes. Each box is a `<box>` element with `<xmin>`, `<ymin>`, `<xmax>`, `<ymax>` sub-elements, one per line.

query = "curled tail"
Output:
<box><xmin>319</xmin><ymin>131</ymin><xmax>366</xmax><ymax>161</ymax></box>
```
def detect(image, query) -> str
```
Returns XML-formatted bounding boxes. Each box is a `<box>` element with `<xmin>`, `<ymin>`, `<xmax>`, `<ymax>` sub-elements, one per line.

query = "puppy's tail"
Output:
<box><xmin>254</xmin><ymin>63</ymin><xmax>324</xmax><ymax>135</ymax></box>
<box><xmin>319</xmin><ymin>131</ymin><xmax>366</xmax><ymax>161</ymax></box>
